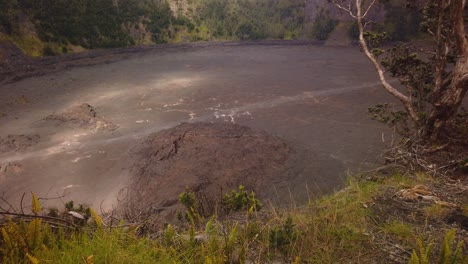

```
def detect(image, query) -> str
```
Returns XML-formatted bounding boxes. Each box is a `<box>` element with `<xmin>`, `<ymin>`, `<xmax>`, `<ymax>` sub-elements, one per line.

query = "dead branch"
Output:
<box><xmin>332</xmin><ymin>0</ymin><xmax>358</xmax><ymax>18</ymax></box>
<box><xmin>0</xmin><ymin>194</ymin><xmax>18</xmax><ymax>213</ymax></box>
<box><xmin>0</xmin><ymin>212</ymin><xmax>78</xmax><ymax>229</ymax></box>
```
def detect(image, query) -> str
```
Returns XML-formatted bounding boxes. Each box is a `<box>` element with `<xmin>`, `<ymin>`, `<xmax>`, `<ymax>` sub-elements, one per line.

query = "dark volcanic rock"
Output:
<box><xmin>127</xmin><ymin>122</ymin><xmax>291</xmax><ymax>219</ymax></box>
<box><xmin>0</xmin><ymin>134</ymin><xmax>40</xmax><ymax>153</ymax></box>
<box><xmin>125</xmin><ymin>122</ymin><xmax>345</xmax><ymax>223</ymax></box>
<box><xmin>43</xmin><ymin>103</ymin><xmax>118</xmax><ymax>130</ymax></box>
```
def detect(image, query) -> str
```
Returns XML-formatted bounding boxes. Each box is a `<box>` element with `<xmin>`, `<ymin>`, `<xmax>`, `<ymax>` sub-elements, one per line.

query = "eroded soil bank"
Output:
<box><xmin>0</xmin><ymin>42</ymin><xmax>393</xmax><ymax>210</ymax></box>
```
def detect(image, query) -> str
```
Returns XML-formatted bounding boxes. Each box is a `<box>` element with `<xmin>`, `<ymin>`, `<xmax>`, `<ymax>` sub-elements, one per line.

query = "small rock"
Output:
<box><xmin>68</xmin><ymin>211</ymin><xmax>85</xmax><ymax>220</ymax></box>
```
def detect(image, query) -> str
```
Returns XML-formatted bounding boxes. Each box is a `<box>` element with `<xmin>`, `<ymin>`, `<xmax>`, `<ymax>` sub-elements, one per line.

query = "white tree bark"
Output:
<box><xmin>332</xmin><ymin>0</ymin><xmax>421</xmax><ymax>124</ymax></box>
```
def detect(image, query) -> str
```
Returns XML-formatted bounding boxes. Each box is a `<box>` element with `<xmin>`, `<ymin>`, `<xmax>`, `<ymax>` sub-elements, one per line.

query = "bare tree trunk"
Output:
<box><xmin>424</xmin><ymin>53</ymin><xmax>468</xmax><ymax>140</ymax></box>
<box><xmin>423</xmin><ymin>0</ymin><xmax>468</xmax><ymax>140</ymax></box>
<box><xmin>354</xmin><ymin>0</ymin><xmax>420</xmax><ymax>125</ymax></box>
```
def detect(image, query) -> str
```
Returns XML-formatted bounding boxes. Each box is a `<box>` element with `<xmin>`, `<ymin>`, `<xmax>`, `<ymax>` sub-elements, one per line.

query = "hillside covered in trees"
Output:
<box><xmin>0</xmin><ymin>0</ymin><xmax>304</xmax><ymax>56</ymax></box>
<box><xmin>0</xmin><ymin>0</ymin><xmax>421</xmax><ymax>57</ymax></box>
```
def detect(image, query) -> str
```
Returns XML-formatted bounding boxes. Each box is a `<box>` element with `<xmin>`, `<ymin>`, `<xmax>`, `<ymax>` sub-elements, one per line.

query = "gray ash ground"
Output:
<box><xmin>0</xmin><ymin>42</ymin><xmax>395</xmax><ymax>211</ymax></box>
<box><xmin>42</xmin><ymin>103</ymin><xmax>118</xmax><ymax>131</ymax></box>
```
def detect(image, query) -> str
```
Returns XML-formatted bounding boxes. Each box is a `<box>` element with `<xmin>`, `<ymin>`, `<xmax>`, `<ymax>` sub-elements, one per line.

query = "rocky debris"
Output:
<box><xmin>68</xmin><ymin>211</ymin><xmax>85</xmax><ymax>220</ymax></box>
<box><xmin>43</xmin><ymin>103</ymin><xmax>118</xmax><ymax>131</ymax></box>
<box><xmin>0</xmin><ymin>134</ymin><xmax>40</xmax><ymax>153</ymax></box>
<box><xmin>0</xmin><ymin>162</ymin><xmax>23</xmax><ymax>179</ymax></box>
<box><xmin>126</xmin><ymin>122</ymin><xmax>296</xmax><ymax>221</ymax></box>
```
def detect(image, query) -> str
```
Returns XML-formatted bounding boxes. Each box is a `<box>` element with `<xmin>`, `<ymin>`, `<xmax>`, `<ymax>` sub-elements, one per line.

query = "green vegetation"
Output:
<box><xmin>178</xmin><ymin>185</ymin><xmax>261</xmax><ymax>220</ymax></box>
<box><xmin>0</xmin><ymin>0</ymin><xmax>312</xmax><ymax>56</ymax></box>
<box><xmin>310</xmin><ymin>9</ymin><xmax>338</xmax><ymax>41</ymax></box>
<box><xmin>379</xmin><ymin>0</ymin><xmax>422</xmax><ymax>41</ymax></box>
<box><xmin>190</xmin><ymin>0</ymin><xmax>305</xmax><ymax>41</ymax></box>
<box><xmin>346</xmin><ymin>0</ymin><xmax>422</xmax><ymax>42</ymax></box>
<box><xmin>1</xmin><ymin>174</ymin><xmax>466</xmax><ymax>263</ymax></box>
<box><xmin>1</xmin><ymin>0</ymin><xmax>429</xmax><ymax>57</ymax></box>
<box><xmin>221</xmin><ymin>185</ymin><xmax>261</xmax><ymax>213</ymax></box>
<box><xmin>409</xmin><ymin>230</ymin><xmax>466</xmax><ymax>264</ymax></box>
<box><xmin>0</xmin><ymin>0</ymin><xmax>174</xmax><ymax>51</ymax></box>
<box><xmin>333</xmin><ymin>0</ymin><xmax>467</xmax><ymax>178</ymax></box>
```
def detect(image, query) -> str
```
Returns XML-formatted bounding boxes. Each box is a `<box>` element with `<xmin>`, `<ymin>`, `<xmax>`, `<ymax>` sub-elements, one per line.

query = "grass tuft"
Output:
<box><xmin>1</xmin><ymin>174</ymin><xmax>466</xmax><ymax>263</ymax></box>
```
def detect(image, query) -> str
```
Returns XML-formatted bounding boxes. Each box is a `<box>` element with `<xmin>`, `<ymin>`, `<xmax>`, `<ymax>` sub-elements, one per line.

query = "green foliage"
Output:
<box><xmin>382</xmin><ymin>220</ymin><xmax>413</xmax><ymax>241</ymax></box>
<box><xmin>409</xmin><ymin>239</ymin><xmax>434</xmax><ymax>264</ymax></box>
<box><xmin>0</xmin><ymin>193</ymin><xmax>57</xmax><ymax>263</ymax></box>
<box><xmin>409</xmin><ymin>229</ymin><xmax>466</xmax><ymax>264</ymax></box>
<box><xmin>380</xmin><ymin>0</ymin><xmax>421</xmax><ymax>41</ymax></box>
<box><xmin>31</xmin><ymin>193</ymin><xmax>41</xmax><ymax>215</ymax></box>
<box><xmin>381</xmin><ymin>46</ymin><xmax>433</xmax><ymax>98</ymax></box>
<box><xmin>363</xmin><ymin>31</ymin><xmax>389</xmax><ymax>48</ymax></box>
<box><xmin>89</xmin><ymin>208</ymin><xmax>104</xmax><ymax>229</ymax></box>
<box><xmin>179</xmin><ymin>185</ymin><xmax>261</xmax><ymax>218</ymax></box>
<box><xmin>193</xmin><ymin>0</ymin><xmax>305</xmax><ymax>40</ymax></box>
<box><xmin>358</xmin><ymin>0</ymin><xmax>467</xmax><ymax>142</ymax></box>
<box><xmin>47</xmin><ymin>207</ymin><xmax>59</xmax><ymax>217</ymax></box>
<box><xmin>268</xmin><ymin>216</ymin><xmax>297</xmax><ymax>251</ymax></box>
<box><xmin>368</xmin><ymin>103</ymin><xmax>411</xmax><ymax>135</ymax></box>
<box><xmin>146</xmin><ymin>1</ymin><xmax>173</xmax><ymax>44</ymax></box>
<box><xmin>5</xmin><ymin>0</ymin><xmax>128</xmax><ymax>48</ymax></box>
<box><xmin>179</xmin><ymin>188</ymin><xmax>196</xmax><ymax>210</ymax></box>
<box><xmin>348</xmin><ymin>1</ymin><xmax>421</xmax><ymax>42</ymax></box>
<box><xmin>221</xmin><ymin>185</ymin><xmax>261</xmax><ymax>213</ymax></box>
<box><xmin>235</xmin><ymin>21</ymin><xmax>257</xmax><ymax>40</ymax></box>
<box><xmin>2</xmin><ymin>0</ymin><xmax>309</xmax><ymax>54</ymax></box>
<box><xmin>438</xmin><ymin>229</ymin><xmax>465</xmax><ymax>264</ymax></box>
<box><xmin>311</xmin><ymin>9</ymin><xmax>338</xmax><ymax>41</ymax></box>
<box><xmin>65</xmin><ymin>200</ymin><xmax>74</xmax><ymax>211</ymax></box>
<box><xmin>368</xmin><ymin>45</ymin><xmax>435</xmax><ymax>134</ymax></box>
<box><xmin>42</xmin><ymin>45</ymin><xmax>55</xmax><ymax>56</ymax></box>
<box><xmin>1</xmin><ymin>174</ymin><xmax>466</xmax><ymax>263</ymax></box>
<box><xmin>64</xmin><ymin>200</ymin><xmax>91</xmax><ymax>217</ymax></box>
<box><xmin>371</xmin><ymin>48</ymin><xmax>385</xmax><ymax>57</ymax></box>
<box><xmin>2</xmin><ymin>0</ymin><xmax>178</xmax><ymax>49</ymax></box>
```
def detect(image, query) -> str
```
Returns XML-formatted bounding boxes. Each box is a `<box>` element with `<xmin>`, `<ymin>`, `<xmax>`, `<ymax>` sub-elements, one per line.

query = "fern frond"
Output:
<box><xmin>205</xmin><ymin>217</ymin><xmax>215</xmax><ymax>235</ymax></box>
<box><xmin>89</xmin><ymin>208</ymin><xmax>103</xmax><ymax>228</ymax></box>
<box><xmin>409</xmin><ymin>250</ymin><xmax>420</xmax><ymax>264</ymax></box>
<box><xmin>26</xmin><ymin>252</ymin><xmax>39</xmax><ymax>264</ymax></box>
<box><xmin>1</xmin><ymin>227</ymin><xmax>13</xmax><ymax>249</ymax></box>
<box><xmin>450</xmin><ymin>240</ymin><xmax>464</xmax><ymax>264</ymax></box>
<box><xmin>416</xmin><ymin>238</ymin><xmax>433</xmax><ymax>264</ymax></box>
<box><xmin>27</xmin><ymin>219</ymin><xmax>42</xmax><ymax>251</ymax></box>
<box><xmin>31</xmin><ymin>192</ymin><xmax>41</xmax><ymax>215</ymax></box>
<box><xmin>439</xmin><ymin>229</ymin><xmax>456</xmax><ymax>264</ymax></box>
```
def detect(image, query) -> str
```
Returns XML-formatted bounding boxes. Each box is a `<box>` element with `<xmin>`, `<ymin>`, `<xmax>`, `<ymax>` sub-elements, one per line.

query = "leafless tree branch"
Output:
<box><xmin>362</xmin><ymin>0</ymin><xmax>378</xmax><ymax>18</ymax></box>
<box><xmin>0</xmin><ymin>212</ymin><xmax>78</xmax><ymax>229</ymax></box>
<box><xmin>332</xmin><ymin>0</ymin><xmax>358</xmax><ymax>18</ymax></box>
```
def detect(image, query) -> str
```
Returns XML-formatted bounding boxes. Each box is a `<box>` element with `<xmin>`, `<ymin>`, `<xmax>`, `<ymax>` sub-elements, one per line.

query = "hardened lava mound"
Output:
<box><xmin>126</xmin><ymin>122</ymin><xmax>344</xmax><ymax>222</ymax></box>
<box><xmin>128</xmin><ymin>122</ymin><xmax>290</xmax><ymax>209</ymax></box>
